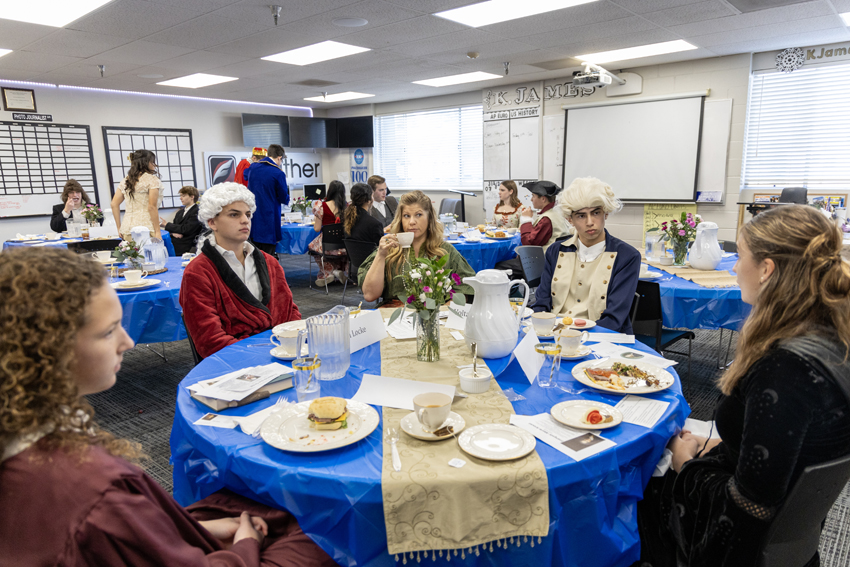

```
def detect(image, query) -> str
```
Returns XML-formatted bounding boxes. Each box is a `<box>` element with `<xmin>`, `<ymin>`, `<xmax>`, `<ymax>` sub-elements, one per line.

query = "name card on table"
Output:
<box><xmin>513</xmin><ymin>329</ymin><xmax>544</xmax><ymax>384</ymax></box>
<box><xmin>88</xmin><ymin>225</ymin><xmax>119</xmax><ymax>239</ymax></box>
<box><xmin>284</xmin><ymin>212</ymin><xmax>303</xmax><ymax>223</ymax></box>
<box><xmin>350</xmin><ymin>309</ymin><xmax>388</xmax><ymax>352</ymax></box>
<box><xmin>456</xmin><ymin>222</ymin><xmax>468</xmax><ymax>230</ymax></box>
<box><xmin>445</xmin><ymin>303</ymin><xmax>471</xmax><ymax>330</ymax></box>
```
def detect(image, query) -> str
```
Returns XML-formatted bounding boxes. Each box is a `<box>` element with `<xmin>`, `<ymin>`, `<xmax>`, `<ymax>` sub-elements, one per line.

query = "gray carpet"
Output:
<box><xmin>85</xmin><ymin>254</ymin><xmax>849</xmax><ymax>565</ymax></box>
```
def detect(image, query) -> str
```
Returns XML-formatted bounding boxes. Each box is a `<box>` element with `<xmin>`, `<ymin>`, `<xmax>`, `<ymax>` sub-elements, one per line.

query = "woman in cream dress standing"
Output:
<box><xmin>111</xmin><ymin>149</ymin><xmax>163</xmax><ymax>240</ymax></box>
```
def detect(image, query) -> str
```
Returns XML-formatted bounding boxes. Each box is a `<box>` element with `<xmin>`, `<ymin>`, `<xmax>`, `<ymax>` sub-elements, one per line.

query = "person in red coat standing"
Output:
<box><xmin>235</xmin><ymin>147</ymin><xmax>266</xmax><ymax>186</ymax></box>
<box><xmin>180</xmin><ymin>182</ymin><xmax>301</xmax><ymax>358</ymax></box>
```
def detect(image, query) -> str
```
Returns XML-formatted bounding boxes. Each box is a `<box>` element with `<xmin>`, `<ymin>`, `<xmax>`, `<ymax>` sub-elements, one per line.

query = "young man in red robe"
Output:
<box><xmin>180</xmin><ymin>182</ymin><xmax>300</xmax><ymax>359</ymax></box>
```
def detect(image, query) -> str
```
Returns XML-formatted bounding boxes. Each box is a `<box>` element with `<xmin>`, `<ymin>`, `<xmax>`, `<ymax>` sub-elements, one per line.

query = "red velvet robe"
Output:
<box><xmin>0</xmin><ymin>444</ymin><xmax>335</xmax><ymax>567</ymax></box>
<box><xmin>180</xmin><ymin>242</ymin><xmax>301</xmax><ymax>358</ymax></box>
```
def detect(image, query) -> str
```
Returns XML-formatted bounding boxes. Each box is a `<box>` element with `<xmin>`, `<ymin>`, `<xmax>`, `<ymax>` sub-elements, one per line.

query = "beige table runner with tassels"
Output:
<box><xmin>641</xmin><ymin>252</ymin><xmax>740</xmax><ymax>288</ymax></box>
<box><xmin>379</xmin><ymin>313</ymin><xmax>549</xmax><ymax>562</ymax></box>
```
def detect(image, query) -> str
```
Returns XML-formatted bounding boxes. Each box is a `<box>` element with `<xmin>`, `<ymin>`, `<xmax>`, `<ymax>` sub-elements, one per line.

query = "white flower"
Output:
<box><xmin>437</xmin><ymin>281</ymin><xmax>444</xmax><ymax>288</ymax></box>
<box><xmin>426</xmin><ymin>270</ymin><xmax>431</xmax><ymax>276</ymax></box>
<box><xmin>410</xmin><ymin>271</ymin><xmax>421</xmax><ymax>279</ymax></box>
<box><xmin>420</xmin><ymin>293</ymin><xmax>427</xmax><ymax>302</ymax></box>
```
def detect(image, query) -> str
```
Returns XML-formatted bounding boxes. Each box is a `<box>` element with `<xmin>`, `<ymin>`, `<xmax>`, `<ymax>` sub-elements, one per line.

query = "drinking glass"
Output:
<box><xmin>535</xmin><ymin>343</ymin><xmax>561</xmax><ymax>388</ymax></box>
<box><xmin>292</xmin><ymin>356</ymin><xmax>321</xmax><ymax>402</ymax></box>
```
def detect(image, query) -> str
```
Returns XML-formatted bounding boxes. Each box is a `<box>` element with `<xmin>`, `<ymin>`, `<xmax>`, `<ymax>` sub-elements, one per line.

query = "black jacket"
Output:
<box><xmin>346</xmin><ymin>207</ymin><xmax>384</xmax><ymax>245</ymax></box>
<box><xmin>50</xmin><ymin>203</ymin><xmax>73</xmax><ymax>233</ymax></box>
<box><xmin>164</xmin><ymin>204</ymin><xmax>202</xmax><ymax>255</ymax></box>
<box><xmin>368</xmin><ymin>196</ymin><xmax>398</xmax><ymax>227</ymax></box>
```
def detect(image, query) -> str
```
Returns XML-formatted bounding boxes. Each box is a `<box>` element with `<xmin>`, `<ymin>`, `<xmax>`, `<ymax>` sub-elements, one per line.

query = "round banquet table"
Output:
<box><xmin>653</xmin><ymin>254</ymin><xmax>749</xmax><ymax>330</ymax></box>
<box><xmin>447</xmin><ymin>233</ymin><xmax>521</xmax><ymax>272</ymax></box>
<box><xmin>277</xmin><ymin>223</ymin><xmax>319</xmax><ymax>255</ymax></box>
<box><xmin>112</xmin><ymin>256</ymin><xmax>186</xmax><ymax>344</ymax></box>
<box><xmin>171</xmin><ymin>326</ymin><xmax>688</xmax><ymax>567</ymax></box>
<box><xmin>2</xmin><ymin>231</ymin><xmax>176</xmax><ymax>256</ymax></box>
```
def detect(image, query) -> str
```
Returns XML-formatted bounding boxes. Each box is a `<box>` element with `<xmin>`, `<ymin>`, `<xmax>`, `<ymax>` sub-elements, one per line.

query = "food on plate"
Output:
<box><xmin>485</xmin><ymin>230</ymin><xmax>495</xmax><ymax>237</ymax></box>
<box><xmin>574</xmin><ymin>318</ymin><xmax>587</xmax><ymax>327</ymax></box>
<box><xmin>562</xmin><ymin>316</ymin><xmax>573</xmax><ymax>325</ymax></box>
<box><xmin>582</xmin><ymin>408</ymin><xmax>614</xmax><ymax>425</ymax></box>
<box><xmin>307</xmin><ymin>397</ymin><xmax>349</xmax><ymax>430</ymax></box>
<box><xmin>584</xmin><ymin>362</ymin><xmax>663</xmax><ymax>391</ymax></box>
<box><xmin>494</xmin><ymin>231</ymin><xmax>506</xmax><ymax>238</ymax></box>
<box><xmin>477</xmin><ymin>224</ymin><xmax>486</xmax><ymax>232</ymax></box>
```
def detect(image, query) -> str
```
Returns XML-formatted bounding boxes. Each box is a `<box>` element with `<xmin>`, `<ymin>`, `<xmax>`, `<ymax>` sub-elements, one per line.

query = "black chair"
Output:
<box><xmin>308</xmin><ymin>223</ymin><xmax>347</xmax><ymax>294</ymax></box>
<box><xmin>341</xmin><ymin>239</ymin><xmax>378</xmax><ymax>302</ymax></box>
<box><xmin>66</xmin><ymin>239</ymin><xmax>122</xmax><ymax>254</ymax></box>
<box><xmin>515</xmin><ymin>245</ymin><xmax>545</xmax><ymax>289</ymax></box>
<box><xmin>181</xmin><ymin>314</ymin><xmax>203</xmax><ymax>366</ymax></box>
<box><xmin>758</xmin><ymin>453</ymin><xmax>850</xmax><ymax>567</ymax></box>
<box><xmin>630</xmin><ymin>292</ymin><xmax>640</xmax><ymax>329</ymax></box>
<box><xmin>778</xmin><ymin>186</ymin><xmax>807</xmax><ymax>204</ymax></box>
<box><xmin>438</xmin><ymin>198</ymin><xmax>462</xmax><ymax>217</ymax></box>
<box><xmin>633</xmin><ymin>280</ymin><xmax>695</xmax><ymax>391</ymax></box>
<box><xmin>721</xmin><ymin>240</ymin><xmax>737</xmax><ymax>253</ymax></box>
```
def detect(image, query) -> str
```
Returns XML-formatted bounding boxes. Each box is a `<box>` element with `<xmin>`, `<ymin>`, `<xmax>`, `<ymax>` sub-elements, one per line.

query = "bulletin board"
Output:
<box><xmin>0</xmin><ymin>121</ymin><xmax>97</xmax><ymax>218</ymax></box>
<box><xmin>102</xmin><ymin>126</ymin><xmax>197</xmax><ymax>209</ymax></box>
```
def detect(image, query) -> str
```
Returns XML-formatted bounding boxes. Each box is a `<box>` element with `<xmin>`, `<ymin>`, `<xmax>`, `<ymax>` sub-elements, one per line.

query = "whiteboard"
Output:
<box><xmin>510</xmin><ymin>116</ymin><xmax>539</xmax><ymax>180</ymax></box>
<box><xmin>696</xmin><ymin>99</ymin><xmax>732</xmax><ymax>202</ymax></box>
<box><xmin>483</xmin><ymin>120</ymin><xmax>509</xmax><ymax>180</ymax></box>
<box><xmin>563</xmin><ymin>96</ymin><xmax>704</xmax><ymax>202</ymax></box>
<box><xmin>542</xmin><ymin>114</ymin><xmax>564</xmax><ymax>185</ymax></box>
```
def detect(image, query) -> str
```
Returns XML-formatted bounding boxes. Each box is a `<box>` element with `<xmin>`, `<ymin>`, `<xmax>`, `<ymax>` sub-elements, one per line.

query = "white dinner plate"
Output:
<box><xmin>550</xmin><ymin>400</ymin><xmax>623</xmax><ymax>430</ymax></box>
<box><xmin>457</xmin><ymin>423</ymin><xmax>536</xmax><ymax>461</ymax></box>
<box><xmin>111</xmin><ymin>278</ymin><xmax>162</xmax><ymax>291</ymax></box>
<box><xmin>260</xmin><ymin>399</ymin><xmax>379</xmax><ymax>453</ymax></box>
<box><xmin>639</xmin><ymin>272</ymin><xmax>662</xmax><ymax>279</ymax></box>
<box><xmin>400</xmin><ymin>411</ymin><xmax>466</xmax><ymax>441</ymax></box>
<box><xmin>270</xmin><ymin>343</ymin><xmax>309</xmax><ymax>361</ymax></box>
<box><xmin>572</xmin><ymin>358</ymin><xmax>675</xmax><ymax>395</ymax></box>
<box><xmin>559</xmin><ymin>345</ymin><xmax>592</xmax><ymax>359</ymax></box>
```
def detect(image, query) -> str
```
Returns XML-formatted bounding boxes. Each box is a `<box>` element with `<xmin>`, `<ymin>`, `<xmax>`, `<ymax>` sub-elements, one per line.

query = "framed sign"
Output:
<box><xmin>2</xmin><ymin>87</ymin><xmax>37</xmax><ymax>112</ymax></box>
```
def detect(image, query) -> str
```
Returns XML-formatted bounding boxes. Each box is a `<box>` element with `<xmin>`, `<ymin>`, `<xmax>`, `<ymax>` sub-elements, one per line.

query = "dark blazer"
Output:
<box><xmin>345</xmin><ymin>207</ymin><xmax>384</xmax><ymax>245</ymax></box>
<box><xmin>369</xmin><ymin>195</ymin><xmax>398</xmax><ymax>227</ymax></box>
<box><xmin>164</xmin><ymin>204</ymin><xmax>202</xmax><ymax>255</ymax></box>
<box><xmin>50</xmin><ymin>203</ymin><xmax>73</xmax><ymax>233</ymax></box>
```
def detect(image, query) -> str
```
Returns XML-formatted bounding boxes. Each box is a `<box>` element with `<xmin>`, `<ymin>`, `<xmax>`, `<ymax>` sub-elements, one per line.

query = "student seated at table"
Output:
<box><xmin>367</xmin><ymin>174</ymin><xmax>398</xmax><ymax>228</ymax></box>
<box><xmin>0</xmin><ymin>247</ymin><xmax>335</xmax><ymax>567</ymax></box>
<box><xmin>637</xmin><ymin>205</ymin><xmax>850</xmax><ymax>567</ymax></box>
<box><xmin>343</xmin><ymin>182</ymin><xmax>383</xmax><ymax>245</ymax></box>
<box><xmin>180</xmin><ymin>182</ymin><xmax>300</xmax><ymax>358</ymax></box>
<box><xmin>309</xmin><ymin>180</ymin><xmax>348</xmax><ymax>287</ymax></box>
<box><xmin>160</xmin><ymin>185</ymin><xmax>203</xmax><ymax>255</ymax></box>
<box><xmin>359</xmin><ymin>190</ymin><xmax>475</xmax><ymax>306</ymax></box>
<box><xmin>530</xmin><ymin>177</ymin><xmax>640</xmax><ymax>334</ymax></box>
<box><xmin>50</xmin><ymin>179</ymin><xmax>91</xmax><ymax>232</ymax></box>
<box><xmin>495</xmin><ymin>180</ymin><xmax>571</xmax><ymax>280</ymax></box>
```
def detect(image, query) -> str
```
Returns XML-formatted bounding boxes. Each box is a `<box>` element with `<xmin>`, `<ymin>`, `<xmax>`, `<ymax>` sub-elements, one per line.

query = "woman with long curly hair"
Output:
<box><xmin>492</xmin><ymin>180</ymin><xmax>529</xmax><ymax>229</ymax></box>
<box><xmin>0</xmin><ymin>247</ymin><xmax>334</xmax><ymax>567</ymax></box>
<box><xmin>110</xmin><ymin>149</ymin><xmax>163</xmax><ymax>240</ymax></box>
<box><xmin>637</xmin><ymin>205</ymin><xmax>850</xmax><ymax>567</ymax></box>
<box><xmin>358</xmin><ymin>190</ymin><xmax>474</xmax><ymax>306</ymax></box>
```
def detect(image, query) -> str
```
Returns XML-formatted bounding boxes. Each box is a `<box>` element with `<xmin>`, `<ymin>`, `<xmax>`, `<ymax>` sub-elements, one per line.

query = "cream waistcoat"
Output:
<box><xmin>549</xmin><ymin>234</ymin><xmax>618</xmax><ymax>320</ymax></box>
<box><xmin>534</xmin><ymin>207</ymin><xmax>571</xmax><ymax>251</ymax></box>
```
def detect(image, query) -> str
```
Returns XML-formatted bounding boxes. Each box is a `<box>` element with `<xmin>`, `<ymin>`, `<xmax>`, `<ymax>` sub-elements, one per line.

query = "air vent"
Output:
<box><xmin>291</xmin><ymin>79</ymin><xmax>340</xmax><ymax>87</ymax></box>
<box><xmin>724</xmin><ymin>0</ymin><xmax>809</xmax><ymax>13</ymax></box>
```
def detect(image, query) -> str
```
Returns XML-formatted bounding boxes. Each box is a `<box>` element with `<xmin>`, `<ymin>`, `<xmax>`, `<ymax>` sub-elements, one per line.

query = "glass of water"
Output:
<box><xmin>292</xmin><ymin>355</ymin><xmax>321</xmax><ymax>402</ymax></box>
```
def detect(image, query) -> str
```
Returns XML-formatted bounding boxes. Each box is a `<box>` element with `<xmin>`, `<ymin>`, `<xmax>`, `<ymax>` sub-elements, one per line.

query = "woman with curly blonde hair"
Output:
<box><xmin>358</xmin><ymin>190</ymin><xmax>474</xmax><ymax>305</ymax></box>
<box><xmin>0</xmin><ymin>247</ymin><xmax>334</xmax><ymax>567</ymax></box>
<box><xmin>638</xmin><ymin>205</ymin><xmax>850</xmax><ymax>567</ymax></box>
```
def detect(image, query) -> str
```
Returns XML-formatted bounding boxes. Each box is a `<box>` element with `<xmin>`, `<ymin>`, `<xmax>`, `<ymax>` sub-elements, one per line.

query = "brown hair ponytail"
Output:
<box><xmin>344</xmin><ymin>183</ymin><xmax>372</xmax><ymax>235</ymax></box>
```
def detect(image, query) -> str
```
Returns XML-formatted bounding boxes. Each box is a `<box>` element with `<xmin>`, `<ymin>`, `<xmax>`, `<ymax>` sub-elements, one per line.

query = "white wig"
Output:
<box><xmin>197</xmin><ymin>182</ymin><xmax>257</xmax><ymax>228</ymax></box>
<box><xmin>558</xmin><ymin>177</ymin><xmax>623</xmax><ymax>218</ymax></box>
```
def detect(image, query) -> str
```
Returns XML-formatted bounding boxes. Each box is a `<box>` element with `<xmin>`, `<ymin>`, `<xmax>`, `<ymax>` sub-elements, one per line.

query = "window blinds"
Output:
<box><xmin>743</xmin><ymin>64</ymin><xmax>850</xmax><ymax>191</ymax></box>
<box><xmin>374</xmin><ymin>105</ymin><xmax>482</xmax><ymax>191</ymax></box>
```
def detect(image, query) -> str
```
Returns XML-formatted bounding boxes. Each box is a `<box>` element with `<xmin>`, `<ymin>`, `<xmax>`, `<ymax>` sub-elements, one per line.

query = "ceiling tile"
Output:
<box><xmin>0</xmin><ymin>20</ymin><xmax>56</xmax><ymax>50</ymax></box>
<box><xmin>556</xmin><ymin>28</ymin><xmax>682</xmax><ymax>59</ymax></box>
<box><xmin>380</xmin><ymin>0</ymin><xmax>475</xmax><ymax>13</ymax></box>
<box><xmin>642</xmin><ymin>1</ymin><xmax>737</xmax><ymax>26</ymax></box>
<box><xmin>156</xmin><ymin>51</ymin><xmax>251</xmax><ymax>72</ymax></box>
<box><xmin>611</xmin><ymin>0</ymin><xmax>710</xmax><ymax>15</ymax></box>
<box><xmin>336</xmin><ymin>15</ymin><xmax>468</xmax><ymax>49</ymax></box>
<box><xmin>386</xmin><ymin>28</ymin><xmax>499</xmax><ymax>57</ymax></box>
<box><xmin>216</xmin><ymin>0</ymin><xmax>364</xmax><ymax>26</ymax></box>
<box><xmin>424</xmin><ymin>40</ymin><xmax>539</xmax><ymax>64</ymax></box>
<box><xmin>479</xmin><ymin>1</ymin><xmax>633</xmax><ymax>38</ymax></box>
<box><xmin>21</xmin><ymin>29</ymin><xmax>130</xmax><ymax>59</ymax></box>
<box><xmin>95</xmin><ymin>41</ymin><xmax>196</xmax><ymax>65</ymax></box>
<box><xmin>708</xmin><ymin>27</ymin><xmax>850</xmax><ymax>55</ymax></box>
<box><xmin>66</xmin><ymin>0</ymin><xmax>202</xmax><ymax>40</ymax></box>
<box><xmin>667</xmin><ymin>1</ymin><xmax>834</xmax><ymax>36</ymax></box>
<box><xmin>693</xmin><ymin>15</ymin><xmax>842</xmax><ymax>47</ymax></box>
<box><xmin>207</xmin><ymin>27</ymin><xmax>319</xmax><ymax>58</ymax></box>
<box><xmin>0</xmin><ymin>51</ymin><xmax>83</xmax><ymax>73</ymax></box>
<box><xmin>520</xmin><ymin>16</ymin><xmax>658</xmax><ymax>49</ymax></box>
<box><xmin>146</xmin><ymin>14</ymin><xmax>271</xmax><ymax>50</ymax></box>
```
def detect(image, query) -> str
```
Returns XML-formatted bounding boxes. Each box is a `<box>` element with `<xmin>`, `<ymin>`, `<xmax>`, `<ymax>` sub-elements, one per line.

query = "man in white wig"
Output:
<box><xmin>180</xmin><ymin>182</ymin><xmax>300</xmax><ymax>358</ymax></box>
<box><xmin>530</xmin><ymin>177</ymin><xmax>640</xmax><ymax>334</ymax></box>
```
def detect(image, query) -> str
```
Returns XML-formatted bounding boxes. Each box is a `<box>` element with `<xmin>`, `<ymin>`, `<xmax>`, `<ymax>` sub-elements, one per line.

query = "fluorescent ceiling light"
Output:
<box><xmin>414</xmin><ymin>71</ymin><xmax>501</xmax><ymax>87</ymax></box>
<box><xmin>0</xmin><ymin>49</ymin><xmax>12</xmax><ymax>58</ymax></box>
<box><xmin>841</xmin><ymin>12</ymin><xmax>850</xmax><ymax>26</ymax></box>
<box><xmin>576</xmin><ymin>40</ymin><xmax>698</xmax><ymax>64</ymax></box>
<box><xmin>0</xmin><ymin>0</ymin><xmax>115</xmax><ymax>27</ymax></box>
<box><xmin>304</xmin><ymin>92</ymin><xmax>375</xmax><ymax>103</ymax></box>
<box><xmin>157</xmin><ymin>73</ymin><xmax>238</xmax><ymax>89</ymax></box>
<box><xmin>435</xmin><ymin>0</ymin><xmax>598</xmax><ymax>28</ymax></box>
<box><xmin>262</xmin><ymin>41</ymin><xmax>370</xmax><ymax>66</ymax></box>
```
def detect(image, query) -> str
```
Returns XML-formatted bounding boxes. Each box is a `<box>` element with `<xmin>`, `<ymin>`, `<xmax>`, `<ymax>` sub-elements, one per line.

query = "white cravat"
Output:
<box><xmin>373</xmin><ymin>200</ymin><xmax>387</xmax><ymax>217</ymax></box>
<box><xmin>577</xmin><ymin>239</ymin><xmax>606</xmax><ymax>262</ymax></box>
<box><xmin>213</xmin><ymin>237</ymin><xmax>262</xmax><ymax>301</ymax></box>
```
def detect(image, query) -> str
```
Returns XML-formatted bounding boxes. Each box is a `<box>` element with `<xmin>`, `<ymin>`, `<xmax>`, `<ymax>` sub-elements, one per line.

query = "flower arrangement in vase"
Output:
<box><xmin>388</xmin><ymin>254</ymin><xmax>466</xmax><ymax>362</ymax></box>
<box><xmin>113</xmin><ymin>239</ymin><xmax>144</xmax><ymax>268</ymax></box>
<box><xmin>290</xmin><ymin>196</ymin><xmax>313</xmax><ymax>216</ymax></box>
<box><xmin>659</xmin><ymin>212</ymin><xmax>702</xmax><ymax>266</ymax></box>
<box><xmin>80</xmin><ymin>203</ymin><xmax>104</xmax><ymax>225</ymax></box>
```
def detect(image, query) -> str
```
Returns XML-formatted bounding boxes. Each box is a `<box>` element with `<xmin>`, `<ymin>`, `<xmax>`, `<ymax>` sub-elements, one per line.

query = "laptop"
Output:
<box><xmin>303</xmin><ymin>184</ymin><xmax>326</xmax><ymax>200</ymax></box>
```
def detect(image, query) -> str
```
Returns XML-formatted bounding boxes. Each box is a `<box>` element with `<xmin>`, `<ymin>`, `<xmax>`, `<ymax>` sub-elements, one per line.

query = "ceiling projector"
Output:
<box><xmin>572</xmin><ymin>71</ymin><xmax>613</xmax><ymax>88</ymax></box>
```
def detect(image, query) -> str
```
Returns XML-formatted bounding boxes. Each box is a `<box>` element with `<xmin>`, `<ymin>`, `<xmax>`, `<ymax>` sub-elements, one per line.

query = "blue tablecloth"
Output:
<box><xmin>449</xmin><ymin>234</ymin><xmax>521</xmax><ymax>272</ymax></box>
<box><xmin>654</xmin><ymin>254</ymin><xmax>749</xmax><ymax>331</ymax></box>
<box><xmin>3</xmin><ymin>231</ymin><xmax>176</xmax><ymax>256</ymax></box>
<box><xmin>115</xmin><ymin>256</ymin><xmax>186</xmax><ymax>344</ymax></box>
<box><xmin>171</xmin><ymin>326</ymin><xmax>688</xmax><ymax>567</ymax></box>
<box><xmin>277</xmin><ymin>223</ymin><xmax>319</xmax><ymax>255</ymax></box>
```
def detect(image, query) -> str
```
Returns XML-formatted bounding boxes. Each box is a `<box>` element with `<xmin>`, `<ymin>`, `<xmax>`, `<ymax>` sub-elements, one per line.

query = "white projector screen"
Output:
<box><xmin>562</xmin><ymin>96</ymin><xmax>704</xmax><ymax>202</ymax></box>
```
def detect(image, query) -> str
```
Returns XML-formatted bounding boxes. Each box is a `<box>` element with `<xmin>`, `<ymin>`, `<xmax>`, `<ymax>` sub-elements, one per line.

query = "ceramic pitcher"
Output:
<box><xmin>296</xmin><ymin>305</ymin><xmax>350</xmax><ymax>381</ymax></box>
<box><xmin>462</xmin><ymin>270</ymin><xmax>529</xmax><ymax>358</ymax></box>
<box><xmin>689</xmin><ymin>221</ymin><xmax>723</xmax><ymax>271</ymax></box>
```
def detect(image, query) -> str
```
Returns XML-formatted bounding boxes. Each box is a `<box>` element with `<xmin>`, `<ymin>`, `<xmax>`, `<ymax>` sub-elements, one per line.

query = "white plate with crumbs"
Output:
<box><xmin>260</xmin><ymin>399</ymin><xmax>379</xmax><ymax>453</ymax></box>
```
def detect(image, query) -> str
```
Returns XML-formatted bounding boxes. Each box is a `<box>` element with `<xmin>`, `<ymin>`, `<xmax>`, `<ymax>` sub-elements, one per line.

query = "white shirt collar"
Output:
<box><xmin>577</xmin><ymin>238</ymin><xmax>606</xmax><ymax>262</ymax></box>
<box><xmin>373</xmin><ymin>200</ymin><xmax>387</xmax><ymax>215</ymax></box>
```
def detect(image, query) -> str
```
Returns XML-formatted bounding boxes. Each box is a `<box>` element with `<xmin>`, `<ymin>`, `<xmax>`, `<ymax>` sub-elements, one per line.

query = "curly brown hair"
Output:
<box><xmin>124</xmin><ymin>149</ymin><xmax>158</xmax><ymax>198</ymax></box>
<box><xmin>61</xmin><ymin>179</ymin><xmax>91</xmax><ymax>206</ymax></box>
<box><xmin>0</xmin><ymin>248</ymin><xmax>141</xmax><ymax>461</ymax></box>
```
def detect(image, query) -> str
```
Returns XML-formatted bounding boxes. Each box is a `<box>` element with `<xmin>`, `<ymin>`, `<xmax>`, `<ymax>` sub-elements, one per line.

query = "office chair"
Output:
<box><xmin>341</xmin><ymin>239</ymin><xmax>378</xmax><ymax>302</ymax></box>
<box><xmin>181</xmin><ymin>314</ymin><xmax>203</xmax><ymax>366</ymax></box>
<box><xmin>515</xmin><ymin>246</ymin><xmax>546</xmax><ymax>289</ymax></box>
<box><xmin>308</xmin><ymin>223</ymin><xmax>347</xmax><ymax>294</ymax></box>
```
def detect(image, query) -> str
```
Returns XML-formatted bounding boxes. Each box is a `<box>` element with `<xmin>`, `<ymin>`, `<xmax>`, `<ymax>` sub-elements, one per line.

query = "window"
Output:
<box><xmin>742</xmin><ymin>63</ymin><xmax>850</xmax><ymax>191</ymax></box>
<box><xmin>374</xmin><ymin>105</ymin><xmax>482</xmax><ymax>191</ymax></box>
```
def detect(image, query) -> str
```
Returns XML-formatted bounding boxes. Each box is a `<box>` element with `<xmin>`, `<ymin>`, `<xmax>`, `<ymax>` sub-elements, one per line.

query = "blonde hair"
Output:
<box><xmin>385</xmin><ymin>191</ymin><xmax>445</xmax><ymax>277</ymax></box>
<box><xmin>500</xmin><ymin>180</ymin><xmax>521</xmax><ymax>208</ymax></box>
<box><xmin>719</xmin><ymin>205</ymin><xmax>850</xmax><ymax>395</ymax></box>
<box><xmin>559</xmin><ymin>177</ymin><xmax>622</xmax><ymax>218</ymax></box>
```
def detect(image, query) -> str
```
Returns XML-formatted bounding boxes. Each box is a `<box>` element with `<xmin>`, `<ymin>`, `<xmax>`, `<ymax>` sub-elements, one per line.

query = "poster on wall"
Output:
<box><xmin>204</xmin><ymin>151</ymin><xmax>324</xmax><ymax>192</ymax></box>
<box><xmin>350</xmin><ymin>148</ymin><xmax>370</xmax><ymax>188</ymax></box>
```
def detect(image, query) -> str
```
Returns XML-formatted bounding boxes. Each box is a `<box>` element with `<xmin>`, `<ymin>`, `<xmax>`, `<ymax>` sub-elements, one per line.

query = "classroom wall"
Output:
<box><xmin>0</xmin><ymin>85</ymin><xmax>311</xmax><ymax>243</ymax></box>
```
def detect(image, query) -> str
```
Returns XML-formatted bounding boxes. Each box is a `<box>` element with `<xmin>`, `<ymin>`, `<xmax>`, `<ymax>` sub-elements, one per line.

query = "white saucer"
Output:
<box><xmin>273</xmin><ymin>320</ymin><xmax>307</xmax><ymax>335</ymax></box>
<box><xmin>639</xmin><ymin>272</ymin><xmax>662</xmax><ymax>279</ymax></box>
<box><xmin>111</xmin><ymin>278</ymin><xmax>162</xmax><ymax>291</ymax></box>
<box><xmin>559</xmin><ymin>345</ymin><xmax>592</xmax><ymax>359</ymax></box>
<box><xmin>550</xmin><ymin>400</ymin><xmax>623</xmax><ymax>430</ymax></box>
<box><xmin>457</xmin><ymin>424</ymin><xmax>536</xmax><ymax>461</ymax></box>
<box><xmin>270</xmin><ymin>344</ymin><xmax>309</xmax><ymax>361</ymax></box>
<box><xmin>400</xmin><ymin>411</ymin><xmax>466</xmax><ymax>441</ymax></box>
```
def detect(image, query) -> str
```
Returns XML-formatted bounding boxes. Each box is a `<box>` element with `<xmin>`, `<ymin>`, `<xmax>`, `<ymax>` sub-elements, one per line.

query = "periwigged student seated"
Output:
<box><xmin>531</xmin><ymin>177</ymin><xmax>640</xmax><ymax>334</ymax></box>
<box><xmin>180</xmin><ymin>182</ymin><xmax>300</xmax><ymax>358</ymax></box>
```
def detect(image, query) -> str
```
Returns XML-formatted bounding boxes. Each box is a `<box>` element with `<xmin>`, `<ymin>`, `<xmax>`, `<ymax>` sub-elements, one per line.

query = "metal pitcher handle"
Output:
<box><xmin>515</xmin><ymin>280</ymin><xmax>530</xmax><ymax>327</ymax></box>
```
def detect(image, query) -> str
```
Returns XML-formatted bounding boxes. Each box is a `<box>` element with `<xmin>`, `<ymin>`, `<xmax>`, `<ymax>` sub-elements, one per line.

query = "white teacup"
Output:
<box><xmin>639</xmin><ymin>264</ymin><xmax>650</xmax><ymax>277</ymax></box>
<box><xmin>557</xmin><ymin>329</ymin><xmax>589</xmax><ymax>354</ymax></box>
<box><xmin>396</xmin><ymin>232</ymin><xmax>414</xmax><ymax>248</ymax></box>
<box><xmin>507</xmin><ymin>227</ymin><xmax>518</xmax><ymax>234</ymax></box>
<box><xmin>412</xmin><ymin>392</ymin><xmax>452</xmax><ymax>432</ymax></box>
<box><xmin>531</xmin><ymin>312</ymin><xmax>556</xmax><ymax>336</ymax></box>
<box><xmin>271</xmin><ymin>329</ymin><xmax>300</xmax><ymax>354</ymax></box>
<box><xmin>123</xmin><ymin>270</ymin><xmax>147</xmax><ymax>285</ymax></box>
<box><xmin>91</xmin><ymin>251</ymin><xmax>112</xmax><ymax>261</ymax></box>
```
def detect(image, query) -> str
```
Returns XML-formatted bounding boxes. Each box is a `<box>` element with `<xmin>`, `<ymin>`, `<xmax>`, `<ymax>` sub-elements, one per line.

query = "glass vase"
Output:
<box><xmin>415</xmin><ymin>313</ymin><xmax>440</xmax><ymax>362</ymax></box>
<box><xmin>672</xmin><ymin>239</ymin><xmax>689</xmax><ymax>267</ymax></box>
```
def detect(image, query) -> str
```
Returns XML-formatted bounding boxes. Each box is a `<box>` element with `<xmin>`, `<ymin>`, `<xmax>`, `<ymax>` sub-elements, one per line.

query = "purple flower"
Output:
<box><xmin>678</xmin><ymin>229</ymin><xmax>686</xmax><ymax>236</ymax></box>
<box><xmin>688</xmin><ymin>221</ymin><xmax>695</xmax><ymax>228</ymax></box>
<box><xmin>406</xmin><ymin>295</ymin><xmax>415</xmax><ymax>304</ymax></box>
<box><xmin>423</xmin><ymin>286</ymin><xmax>432</xmax><ymax>293</ymax></box>
<box><xmin>451</xmin><ymin>273</ymin><xmax>461</xmax><ymax>285</ymax></box>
